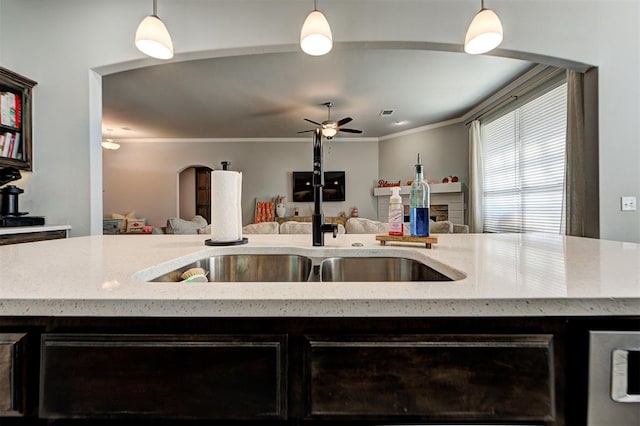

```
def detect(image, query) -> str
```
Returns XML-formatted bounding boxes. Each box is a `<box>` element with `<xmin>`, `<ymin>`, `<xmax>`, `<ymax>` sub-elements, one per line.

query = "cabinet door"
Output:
<box><xmin>305</xmin><ymin>334</ymin><xmax>555</xmax><ymax>423</ymax></box>
<box><xmin>40</xmin><ymin>334</ymin><xmax>286</xmax><ymax>420</ymax></box>
<box><xmin>0</xmin><ymin>333</ymin><xmax>26</xmax><ymax>416</ymax></box>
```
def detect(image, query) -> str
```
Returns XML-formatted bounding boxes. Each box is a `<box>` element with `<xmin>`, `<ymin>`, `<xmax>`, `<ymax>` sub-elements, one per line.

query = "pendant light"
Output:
<box><xmin>101</xmin><ymin>139</ymin><xmax>120</xmax><ymax>150</ymax></box>
<box><xmin>135</xmin><ymin>0</ymin><xmax>174</xmax><ymax>60</ymax></box>
<box><xmin>300</xmin><ymin>0</ymin><xmax>333</xmax><ymax>56</ymax></box>
<box><xmin>464</xmin><ymin>0</ymin><xmax>503</xmax><ymax>55</ymax></box>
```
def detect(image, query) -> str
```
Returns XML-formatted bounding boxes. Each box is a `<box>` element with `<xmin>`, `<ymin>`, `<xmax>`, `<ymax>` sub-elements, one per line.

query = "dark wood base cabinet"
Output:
<box><xmin>305</xmin><ymin>334</ymin><xmax>555</xmax><ymax>422</ymax></box>
<box><xmin>0</xmin><ymin>316</ymin><xmax>637</xmax><ymax>425</ymax></box>
<box><xmin>39</xmin><ymin>334</ymin><xmax>287</xmax><ymax>420</ymax></box>
<box><xmin>0</xmin><ymin>230</ymin><xmax>67</xmax><ymax>246</ymax></box>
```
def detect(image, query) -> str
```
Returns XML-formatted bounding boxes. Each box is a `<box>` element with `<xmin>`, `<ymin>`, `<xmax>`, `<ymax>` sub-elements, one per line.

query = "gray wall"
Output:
<box><xmin>379</xmin><ymin>123</ymin><xmax>468</xmax><ymax>186</ymax></box>
<box><xmin>178</xmin><ymin>167</ymin><xmax>196</xmax><ymax>220</ymax></box>
<box><xmin>103</xmin><ymin>140</ymin><xmax>379</xmax><ymax>227</ymax></box>
<box><xmin>0</xmin><ymin>0</ymin><xmax>638</xmax><ymax>241</ymax></box>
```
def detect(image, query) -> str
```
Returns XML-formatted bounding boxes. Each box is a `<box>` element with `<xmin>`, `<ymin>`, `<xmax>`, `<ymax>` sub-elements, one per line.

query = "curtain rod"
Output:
<box><xmin>465</xmin><ymin>67</ymin><xmax>565</xmax><ymax>126</ymax></box>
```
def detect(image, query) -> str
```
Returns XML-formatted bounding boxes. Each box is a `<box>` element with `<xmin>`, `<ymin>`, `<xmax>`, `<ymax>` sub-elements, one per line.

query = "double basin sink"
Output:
<box><xmin>147</xmin><ymin>253</ymin><xmax>457</xmax><ymax>283</ymax></box>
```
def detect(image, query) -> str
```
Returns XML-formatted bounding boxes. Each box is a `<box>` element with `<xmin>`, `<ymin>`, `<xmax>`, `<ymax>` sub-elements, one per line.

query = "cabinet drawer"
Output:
<box><xmin>0</xmin><ymin>230</ymin><xmax>67</xmax><ymax>245</ymax></box>
<box><xmin>305</xmin><ymin>334</ymin><xmax>554</xmax><ymax>422</ymax></box>
<box><xmin>0</xmin><ymin>333</ymin><xmax>27</xmax><ymax>416</ymax></box>
<box><xmin>40</xmin><ymin>334</ymin><xmax>286</xmax><ymax>420</ymax></box>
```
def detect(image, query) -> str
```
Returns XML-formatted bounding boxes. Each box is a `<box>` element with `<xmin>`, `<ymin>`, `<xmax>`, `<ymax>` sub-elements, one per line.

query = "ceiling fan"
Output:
<box><xmin>298</xmin><ymin>102</ymin><xmax>363</xmax><ymax>139</ymax></box>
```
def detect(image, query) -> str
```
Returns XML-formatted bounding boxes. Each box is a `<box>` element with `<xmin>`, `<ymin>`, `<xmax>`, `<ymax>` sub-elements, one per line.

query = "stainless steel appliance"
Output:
<box><xmin>588</xmin><ymin>331</ymin><xmax>640</xmax><ymax>425</ymax></box>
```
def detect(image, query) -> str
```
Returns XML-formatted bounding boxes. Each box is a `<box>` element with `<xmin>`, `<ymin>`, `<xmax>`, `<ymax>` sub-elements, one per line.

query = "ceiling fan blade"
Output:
<box><xmin>297</xmin><ymin>129</ymin><xmax>316</xmax><ymax>134</ymax></box>
<box><xmin>337</xmin><ymin>117</ymin><xmax>353</xmax><ymax>126</ymax></box>
<box><xmin>339</xmin><ymin>128</ymin><xmax>363</xmax><ymax>134</ymax></box>
<box><xmin>304</xmin><ymin>118</ymin><xmax>322</xmax><ymax>126</ymax></box>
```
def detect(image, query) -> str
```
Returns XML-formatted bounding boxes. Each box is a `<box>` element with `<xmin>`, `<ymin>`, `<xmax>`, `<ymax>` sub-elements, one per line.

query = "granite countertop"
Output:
<box><xmin>0</xmin><ymin>233</ymin><xmax>638</xmax><ymax>318</ymax></box>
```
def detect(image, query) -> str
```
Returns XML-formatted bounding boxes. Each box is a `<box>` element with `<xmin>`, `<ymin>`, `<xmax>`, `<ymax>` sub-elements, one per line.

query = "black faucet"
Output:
<box><xmin>312</xmin><ymin>128</ymin><xmax>338</xmax><ymax>246</ymax></box>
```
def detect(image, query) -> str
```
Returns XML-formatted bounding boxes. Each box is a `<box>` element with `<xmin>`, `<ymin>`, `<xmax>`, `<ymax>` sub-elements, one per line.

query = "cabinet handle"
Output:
<box><xmin>611</xmin><ymin>349</ymin><xmax>640</xmax><ymax>403</ymax></box>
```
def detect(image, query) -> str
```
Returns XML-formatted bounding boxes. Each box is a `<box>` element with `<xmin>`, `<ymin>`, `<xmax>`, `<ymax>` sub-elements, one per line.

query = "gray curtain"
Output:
<box><xmin>468</xmin><ymin>120</ymin><xmax>484</xmax><ymax>233</ymax></box>
<box><xmin>565</xmin><ymin>70</ymin><xmax>586</xmax><ymax>236</ymax></box>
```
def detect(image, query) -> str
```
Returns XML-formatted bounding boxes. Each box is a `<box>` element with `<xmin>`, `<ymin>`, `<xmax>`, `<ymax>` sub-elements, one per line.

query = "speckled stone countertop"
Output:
<box><xmin>0</xmin><ymin>233</ymin><xmax>638</xmax><ymax>317</ymax></box>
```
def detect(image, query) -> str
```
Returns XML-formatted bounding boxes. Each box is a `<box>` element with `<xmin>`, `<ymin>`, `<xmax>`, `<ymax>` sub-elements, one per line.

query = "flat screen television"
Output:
<box><xmin>292</xmin><ymin>171</ymin><xmax>346</xmax><ymax>202</ymax></box>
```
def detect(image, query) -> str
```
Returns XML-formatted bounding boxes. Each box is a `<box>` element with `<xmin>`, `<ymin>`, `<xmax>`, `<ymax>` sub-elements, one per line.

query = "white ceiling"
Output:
<box><xmin>102</xmin><ymin>48</ymin><xmax>536</xmax><ymax>140</ymax></box>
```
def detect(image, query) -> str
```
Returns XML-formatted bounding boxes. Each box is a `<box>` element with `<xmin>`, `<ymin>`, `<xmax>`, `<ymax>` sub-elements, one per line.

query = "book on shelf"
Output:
<box><xmin>0</xmin><ymin>92</ymin><xmax>18</xmax><ymax>127</ymax></box>
<box><xmin>11</xmin><ymin>133</ymin><xmax>21</xmax><ymax>159</ymax></box>
<box><xmin>5</xmin><ymin>132</ymin><xmax>14</xmax><ymax>158</ymax></box>
<box><xmin>1</xmin><ymin>131</ymin><xmax>13</xmax><ymax>157</ymax></box>
<box><xmin>0</xmin><ymin>93</ymin><xmax>6</xmax><ymax>125</ymax></box>
<box><xmin>15</xmin><ymin>94</ymin><xmax>21</xmax><ymax>128</ymax></box>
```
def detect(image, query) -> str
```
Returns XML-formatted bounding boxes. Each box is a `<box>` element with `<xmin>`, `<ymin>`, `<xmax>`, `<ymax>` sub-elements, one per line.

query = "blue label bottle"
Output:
<box><xmin>410</xmin><ymin>154</ymin><xmax>430</xmax><ymax>237</ymax></box>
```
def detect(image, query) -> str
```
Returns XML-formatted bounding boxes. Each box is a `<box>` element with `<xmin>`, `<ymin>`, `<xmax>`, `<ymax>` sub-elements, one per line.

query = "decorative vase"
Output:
<box><xmin>276</xmin><ymin>203</ymin><xmax>287</xmax><ymax>218</ymax></box>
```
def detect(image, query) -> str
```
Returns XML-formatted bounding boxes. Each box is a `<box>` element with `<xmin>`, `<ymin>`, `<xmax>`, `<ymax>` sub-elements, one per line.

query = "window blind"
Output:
<box><xmin>481</xmin><ymin>82</ymin><xmax>567</xmax><ymax>234</ymax></box>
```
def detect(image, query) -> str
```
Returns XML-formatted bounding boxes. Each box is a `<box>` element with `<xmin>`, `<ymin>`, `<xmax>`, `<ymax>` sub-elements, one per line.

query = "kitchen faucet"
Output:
<box><xmin>312</xmin><ymin>128</ymin><xmax>338</xmax><ymax>246</ymax></box>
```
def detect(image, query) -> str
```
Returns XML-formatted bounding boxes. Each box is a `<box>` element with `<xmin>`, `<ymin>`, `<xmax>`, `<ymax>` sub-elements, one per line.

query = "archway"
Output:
<box><xmin>178</xmin><ymin>165</ymin><xmax>213</xmax><ymax>222</ymax></box>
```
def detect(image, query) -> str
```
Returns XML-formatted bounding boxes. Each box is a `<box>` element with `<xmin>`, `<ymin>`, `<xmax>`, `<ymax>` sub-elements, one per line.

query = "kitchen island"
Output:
<box><xmin>0</xmin><ymin>233</ymin><xmax>638</xmax><ymax>425</ymax></box>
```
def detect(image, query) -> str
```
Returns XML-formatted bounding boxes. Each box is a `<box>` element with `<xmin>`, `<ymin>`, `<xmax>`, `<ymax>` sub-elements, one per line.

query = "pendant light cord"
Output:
<box><xmin>153</xmin><ymin>0</ymin><xmax>158</xmax><ymax>16</ymax></box>
<box><xmin>313</xmin><ymin>0</ymin><xmax>318</xmax><ymax>11</ymax></box>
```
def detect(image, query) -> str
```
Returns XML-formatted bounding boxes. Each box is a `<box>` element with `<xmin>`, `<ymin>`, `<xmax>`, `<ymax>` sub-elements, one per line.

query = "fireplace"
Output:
<box><xmin>402</xmin><ymin>204</ymin><xmax>448</xmax><ymax>222</ymax></box>
<box><xmin>431</xmin><ymin>204</ymin><xmax>449</xmax><ymax>222</ymax></box>
<box><xmin>374</xmin><ymin>182</ymin><xmax>465</xmax><ymax>225</ymax></box>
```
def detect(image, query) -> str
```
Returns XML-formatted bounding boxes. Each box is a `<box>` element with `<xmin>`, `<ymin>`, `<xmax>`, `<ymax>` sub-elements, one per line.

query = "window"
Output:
<box><xmin>481</xmin><ymin>82</ymin><xmax>568</xmax><ymax>234</ymax></box>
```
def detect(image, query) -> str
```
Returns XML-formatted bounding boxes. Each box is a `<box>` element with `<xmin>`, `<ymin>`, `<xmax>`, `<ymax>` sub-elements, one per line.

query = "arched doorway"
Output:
<box><xmin>178</xmin><ymin>165</ymin><xmax>213</xmax><ymax>223</ymax></box>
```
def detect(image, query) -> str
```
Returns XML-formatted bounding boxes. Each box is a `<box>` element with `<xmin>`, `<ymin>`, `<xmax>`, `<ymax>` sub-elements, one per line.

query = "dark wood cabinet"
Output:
<box><xmin>0</xmin><ymin>67</ymin><xmax>36</xmax><ymax>171</ymax></box>
<box><xmin>304</xmin><ymin>334</ymin><xmax>554</xmax><ymax>423</ymax></box>
<box><xmin>0</xmin><ymin>229</ymin><xmax>67</xmax><ymax>246</ymax></box>
<box><xmin>0</xmin><ymin>316</ymin><xmax>635</xmax><ymax>425</ymax></box>
<box><xmin>40</xmin><ymin>333</ymin><xmax>287</xmax><ymax>420</ymax></box>
<box><xmin>0</xmin><ymin>333</ymin><xmax>27</xmax><ymax>417</ymax></box>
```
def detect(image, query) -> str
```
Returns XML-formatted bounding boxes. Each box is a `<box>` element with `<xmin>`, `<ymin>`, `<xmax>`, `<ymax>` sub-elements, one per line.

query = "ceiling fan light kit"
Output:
<box><xmin>135</xmin><ymin>0</ymin><xmax>174</xmax><ymax>60</ymax></box>
<box><xmin>321</xmin><ymin>123</ymin><xmax>338</xmax><ymax>138</ymax></box>
<box><xmin>298</xmin><ymin>102</ymin><xmax>363</xmax><ymax>139</ymax></box>
<box><xmin>300</xmin><ymin>1</ymin><xmax>333</xmax><ymax>56</ymax></box>
<box><xmin>464</xmin><ymin>0</ymin><xmax>504</xmax><ymax>54</ymax></box>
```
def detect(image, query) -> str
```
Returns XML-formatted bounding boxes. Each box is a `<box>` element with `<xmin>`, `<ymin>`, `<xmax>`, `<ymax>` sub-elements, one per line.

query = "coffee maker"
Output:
<box><xmin>0</xmin><ymin>167</ymin><xmax>45</xmax><ymax>227</ymax></box>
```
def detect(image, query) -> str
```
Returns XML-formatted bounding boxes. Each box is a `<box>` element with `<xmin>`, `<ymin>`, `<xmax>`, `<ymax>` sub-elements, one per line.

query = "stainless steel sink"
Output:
<box><xmin>146</xmin><ymin>252</ymin><xmax>457</xmax><ymax>283</ymax></box>
<box><xmin>150</xmin><ymin>254</ymin><xmax>313</xmax><ymax>282</ymax></box>
<box><xmin>320</xmin><ymin>256</ymin><xmax>452</xmax><ymax>282</ymax></box>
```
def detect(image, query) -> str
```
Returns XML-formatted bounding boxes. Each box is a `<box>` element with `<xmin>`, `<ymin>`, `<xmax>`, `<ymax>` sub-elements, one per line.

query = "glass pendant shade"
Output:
<box><xmin>321</xmin><ymin>125</ymin><xmax>338</xmax><ymax>138</ymax></box>
<box><xmin>464</xmin><ymin>8</ymin><xmax>503</xmax><ymax>54</ymax></box>
<box><xmin>101</xmin><ymin>139</ymin><xmax>120</xmax><ymax>150</ymax></box>
<box><xmin>300</xmin><ymin>10</ymin><xmax>333</xmax><ymax>56</ymax></box>
<box><xmin>135</xmin><ymin>15</ymin><xmax>174</xmax><ymax>60</ymax></box>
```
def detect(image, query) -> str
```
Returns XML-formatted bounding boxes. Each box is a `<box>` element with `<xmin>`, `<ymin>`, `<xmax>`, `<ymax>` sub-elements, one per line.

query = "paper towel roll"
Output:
<box><xmin>210</xmin><ymin>170</ymin><xmax>243</xmax><ymax>242</ymax></box>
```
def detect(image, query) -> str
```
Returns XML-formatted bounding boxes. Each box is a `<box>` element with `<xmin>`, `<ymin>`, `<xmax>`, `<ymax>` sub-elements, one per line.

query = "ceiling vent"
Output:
<box><xmin>379</xmin><ymin>109</ymin><xmax>395</xmax><ymax>117</ymax></box>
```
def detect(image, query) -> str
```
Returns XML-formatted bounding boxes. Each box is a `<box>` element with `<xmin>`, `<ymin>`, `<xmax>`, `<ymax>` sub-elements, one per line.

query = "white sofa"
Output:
<box><xmin>240</xmin><ymin>218</ymin><xmax>468</xmax><ymax>235</ymax></box>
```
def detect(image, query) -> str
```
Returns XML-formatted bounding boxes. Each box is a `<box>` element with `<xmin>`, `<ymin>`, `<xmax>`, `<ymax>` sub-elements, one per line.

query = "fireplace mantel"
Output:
<box><xmin>373</xmin><ymin>182</ymin><xmax>463</xmax><ymax>197</ymax></box>
<box><xmin>373</xmin><ymin>182</ymin><xmax>465</xmax><ymax>225</ymax></box>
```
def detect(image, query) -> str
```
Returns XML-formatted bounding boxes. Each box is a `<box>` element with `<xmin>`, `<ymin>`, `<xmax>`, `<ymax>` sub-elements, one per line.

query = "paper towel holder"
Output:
<box><xmin>204</xmin><ymin>237</ymin><xmax>248</xmax><ymax>246</ymax></box>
